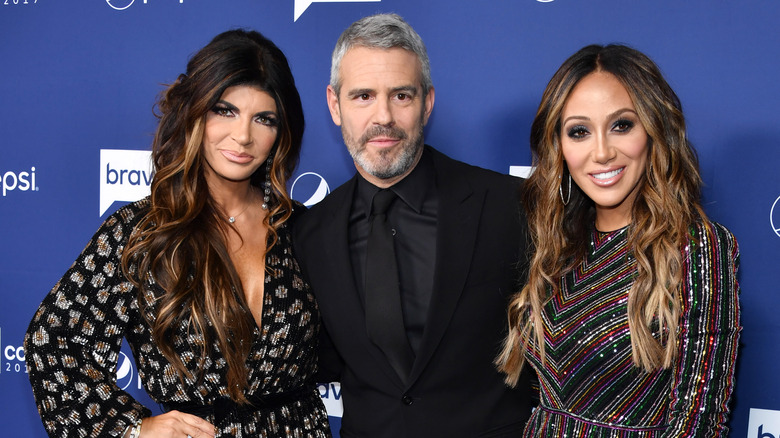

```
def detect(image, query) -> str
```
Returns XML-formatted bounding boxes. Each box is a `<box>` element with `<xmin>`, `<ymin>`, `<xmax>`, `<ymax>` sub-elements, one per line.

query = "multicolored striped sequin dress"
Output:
<box><xmin>523</xmin><ymin>220</ymin><xmax>740</xmax><ymax>437</ymax></box>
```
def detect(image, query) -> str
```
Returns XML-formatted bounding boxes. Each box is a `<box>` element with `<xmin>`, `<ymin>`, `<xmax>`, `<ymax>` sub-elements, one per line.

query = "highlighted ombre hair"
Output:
<box><xmin>497</xmin><ymin>44</ymin><xmax>706</xmax><ymax>385</ymax></box>
<box><xmin>122</xmin><ymin>29</ymin><xmax>304</xmax><ymax>403</ymax></box>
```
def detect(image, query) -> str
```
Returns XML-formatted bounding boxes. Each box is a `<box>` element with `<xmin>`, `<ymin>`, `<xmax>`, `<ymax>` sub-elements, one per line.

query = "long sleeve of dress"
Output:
<box><xmin>662</xmin><ymin>222</ymin><xmax>741</xmax><ymax>437</ymax></box>
<box><xmin>24</xmin><ymin>206</ymin><xmax>151</xmax><ymax>437</ymax></box>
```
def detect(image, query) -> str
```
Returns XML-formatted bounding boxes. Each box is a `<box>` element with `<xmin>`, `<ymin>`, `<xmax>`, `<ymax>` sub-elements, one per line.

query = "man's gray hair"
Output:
<box><xmin>330</xmin><ymin>13</ymin><xmax>432</xmax><ymax>96</ymax></box>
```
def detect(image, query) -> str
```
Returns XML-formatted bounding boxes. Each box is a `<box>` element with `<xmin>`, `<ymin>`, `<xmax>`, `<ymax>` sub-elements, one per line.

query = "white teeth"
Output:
<box><xmin>593</xmin><ymin>168</ymin><xmax>623</xmax><ymax>180</ymax></box>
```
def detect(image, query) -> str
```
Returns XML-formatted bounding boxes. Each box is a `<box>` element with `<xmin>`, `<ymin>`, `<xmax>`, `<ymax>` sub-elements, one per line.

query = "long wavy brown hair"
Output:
<box><xmin>497</xmin><ymin>44</ymin><xmax>706</xmax><ymax>386</ymax></box>
<box><xmin>120</xmin><ymin>29</ymin><xmax>305</xmax><ymax>403</ymax></box>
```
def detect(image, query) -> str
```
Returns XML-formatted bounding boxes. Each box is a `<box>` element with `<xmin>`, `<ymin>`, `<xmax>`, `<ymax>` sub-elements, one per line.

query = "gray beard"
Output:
<box><xmin>345</xmin><ymin>123</ymin><xmax>424</xmax><ymax>180</ymax></box>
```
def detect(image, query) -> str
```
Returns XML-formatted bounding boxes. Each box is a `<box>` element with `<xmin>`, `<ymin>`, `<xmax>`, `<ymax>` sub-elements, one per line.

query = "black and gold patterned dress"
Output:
<box><xmin>24</xmin><ymin>198</ymin><xmax>331</xmax><ymax>437</ymax></box>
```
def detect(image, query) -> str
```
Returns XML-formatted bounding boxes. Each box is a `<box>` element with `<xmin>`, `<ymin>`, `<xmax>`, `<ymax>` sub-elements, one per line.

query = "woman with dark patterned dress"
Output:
<box><xmin>24</xmin><ymin>30</ymin><xmax>331</xmax><ymax>438</ymax></box>
<box><xmin>497</xmin><ymin>44</ymin><xmax>740</xmax><ymax>437</ymax></box>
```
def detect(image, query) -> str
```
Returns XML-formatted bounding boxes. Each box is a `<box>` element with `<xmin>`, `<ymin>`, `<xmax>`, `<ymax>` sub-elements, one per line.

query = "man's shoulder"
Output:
<box><xmin>428</xmin><ymin>146</ymin><xmax>522</xmax><ymax>187</ymax></box>
<box><xmin>293</xmin><ymin>176</ymin><xmax>355</xmax><ymax>235</ymax></box>
<box><xmin>306</xmin><ymin>177</ymin><xmax>354</xmax><ymax>214</ymax></box>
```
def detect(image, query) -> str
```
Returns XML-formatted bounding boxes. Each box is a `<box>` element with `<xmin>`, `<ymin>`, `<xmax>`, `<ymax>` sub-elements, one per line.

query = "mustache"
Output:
<box><xmin>358</xmin><ymin>125</ymin><xmax>408</xmax><ymax>145</ymax></box>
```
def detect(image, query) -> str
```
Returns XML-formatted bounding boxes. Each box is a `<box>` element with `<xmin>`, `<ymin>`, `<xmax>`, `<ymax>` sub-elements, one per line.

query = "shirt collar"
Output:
<box><xmin>355</xmin><ymin>146</ymin><xmax>434</xmax><ymax>217</ymax></box>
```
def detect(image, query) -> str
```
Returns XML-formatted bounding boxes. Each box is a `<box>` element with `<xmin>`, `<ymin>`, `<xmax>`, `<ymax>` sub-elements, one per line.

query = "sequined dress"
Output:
<box><xmin>523</xmin><ymin>221</ymin><xmax>740</xmax><ymax>437</ymax></box>
<box><xmin>25</xmin><ymin>198</ymin><xmax>331</xmax><ymax>437</ymax></box>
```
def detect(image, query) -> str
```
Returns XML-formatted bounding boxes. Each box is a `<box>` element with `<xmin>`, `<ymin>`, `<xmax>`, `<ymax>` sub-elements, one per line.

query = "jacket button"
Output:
<box><xmin>402</xmin><ymin>394</ymin><xmax>413</xmax><ymax>405</ymax></box>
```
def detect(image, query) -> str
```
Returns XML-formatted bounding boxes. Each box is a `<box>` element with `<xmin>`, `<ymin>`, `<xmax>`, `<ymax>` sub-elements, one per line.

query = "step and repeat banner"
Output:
<box><xmin>2</xmin><ymin>1</ymin><xmax>779</xmax><ymax>436</ymax></box>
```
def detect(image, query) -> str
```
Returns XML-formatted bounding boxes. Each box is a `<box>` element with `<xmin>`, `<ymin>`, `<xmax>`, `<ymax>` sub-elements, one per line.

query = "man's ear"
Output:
<box><xmin>423</xmin><ymin>86</ymin><xmax>435</xmax><ymax>125</ymax></box>
<box><xmin>326</xmin><ymin>85</ymin><xmax>342</xmax><ymax>126</ymax></box>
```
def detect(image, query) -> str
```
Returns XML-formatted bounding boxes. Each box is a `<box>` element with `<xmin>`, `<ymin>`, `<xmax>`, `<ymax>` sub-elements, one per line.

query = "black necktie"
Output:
<box><xmin>364</xmin><ymin>189</ymin><xmax>414</xmax><ymax>382</ymax></box>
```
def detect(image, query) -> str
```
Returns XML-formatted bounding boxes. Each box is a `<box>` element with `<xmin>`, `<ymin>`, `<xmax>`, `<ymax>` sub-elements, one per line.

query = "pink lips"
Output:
<box><xmin>220</xmin><ymin>150</ymin><xmax>254</xmax><ymax>164</ymax></box>
<box><xmin>589</xmin><ymin>167</ymin><xmax>625</xmax><ymax>186</ymax></box>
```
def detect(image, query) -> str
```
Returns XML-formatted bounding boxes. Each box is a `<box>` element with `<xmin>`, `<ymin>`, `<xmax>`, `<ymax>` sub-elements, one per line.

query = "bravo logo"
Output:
<box><xmin>100</xmin><ymin>149</ymin><xmax>153</xmax><ymax>216</ymax></box>
<box><xmin>294</xmin><ymin>0</ymin><xmax>380</xmax><ymax>21</ymax></box>
<box><xmin>749</xmin><ymin>408</ymin><xmax>780</xmax><ymax>437</ymax></box>
<box><xmin>1</xmin><ymin>166</ymin><xmax>37</xmax><ymax>197</ymax></box>
<box><xmin>318</xmin><ymin>382</ymin><xmax>343</xmax><ymax>417</ymax></box>
<box><xmin>290</xmin><ymin>172</ymin><xmax>330</xmax><ymax>206</ymax></box>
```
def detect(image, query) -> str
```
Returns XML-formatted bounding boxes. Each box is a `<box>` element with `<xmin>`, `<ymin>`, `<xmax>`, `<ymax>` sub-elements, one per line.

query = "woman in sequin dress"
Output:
<box><xmin>497</xmin><ymin>44</ymin><xmax>740</xmax><ymax>437</ymax></box>
<box><xmin>24</xmin><ymin>30</ymin><xmax>331</xmax><ymax>438</ymax></box>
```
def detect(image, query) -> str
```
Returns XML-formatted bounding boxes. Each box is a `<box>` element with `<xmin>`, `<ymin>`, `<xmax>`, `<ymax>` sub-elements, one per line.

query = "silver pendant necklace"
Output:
<box><xmin>228</xmin><ymin>203</ymin><xmax>251</xmax><ymax>223</ymax></box>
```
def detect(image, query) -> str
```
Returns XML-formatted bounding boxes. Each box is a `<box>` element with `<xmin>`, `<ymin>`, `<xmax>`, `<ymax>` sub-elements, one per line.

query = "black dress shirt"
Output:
<box><xmin>348</xmin><ymin>149</ymin><xmax>439</xmax><ymax>355</ymax></box>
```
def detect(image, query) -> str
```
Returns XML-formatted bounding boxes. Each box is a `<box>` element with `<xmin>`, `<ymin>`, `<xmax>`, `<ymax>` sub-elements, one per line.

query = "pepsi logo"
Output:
<box><xmin>291</xmin><ymin>172</ymin><xmax>330</xmax><ymax>206</ymax></box>
<box><xmin>106</xmin><ymin>0</ymin><xmax>135</xmax><ymax>10</ymax></box>
<box><xmin>115</xmin><ymin>351</ymin><xmax>134</xmax><ymax>390</ymax></box>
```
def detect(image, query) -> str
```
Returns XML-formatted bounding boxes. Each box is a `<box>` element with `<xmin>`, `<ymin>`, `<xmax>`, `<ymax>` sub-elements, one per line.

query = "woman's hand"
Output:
<box><xmin>136</xmin><ymin>411</ymin><xmax>216</xmax><ymax>438</ymax></box>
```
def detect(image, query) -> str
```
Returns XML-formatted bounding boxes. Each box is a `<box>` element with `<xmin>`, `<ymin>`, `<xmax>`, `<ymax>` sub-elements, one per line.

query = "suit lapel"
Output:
<box><xmin>408</xmin><ymin>150</ymin><xmax>486</xmax><ymax>384</ymax></box>
<box><xmin>314</xmin><ymin>177</ymin><xmax>360</xmax><ymax>305</ymax></box>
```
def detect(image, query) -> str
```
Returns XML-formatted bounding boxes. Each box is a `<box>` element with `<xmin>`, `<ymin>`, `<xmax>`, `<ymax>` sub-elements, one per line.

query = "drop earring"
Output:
<box><xmin>559</xmin><ymin>173</ymin><xmax>571</xmax><ymax>206</ymax></box>
<box><xmin>261</xmin><ymin>154</ymin><xmax>272</xmax><ymax>211</ymax></box>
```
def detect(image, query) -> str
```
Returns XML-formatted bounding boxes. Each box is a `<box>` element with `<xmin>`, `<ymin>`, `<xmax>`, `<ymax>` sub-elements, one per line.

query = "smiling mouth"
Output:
<box><xmin>592</xmin><ymin>168</ymin><xmax>624</xmax><ymax>180</ymax></box>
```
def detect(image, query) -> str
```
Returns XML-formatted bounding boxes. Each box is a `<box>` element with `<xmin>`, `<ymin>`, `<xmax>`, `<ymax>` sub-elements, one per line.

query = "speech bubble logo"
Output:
<box><xmin>294</xmin><ymin>0</ymin><xmax>381</xmax><ymax>22</ymax></box>
<box><xmin>290</xmin><ymin>172</ymin><xmax>330</xmax><ymax>206</ymax></box>
<box><xmin>509</xmin><ymin>166</ymin><xmax>534</xmax><ymax>178</ymax></box>
<box><xmin>100</xmin><ymin>149</ymin><xmax>153</xmax><ymax>216</ymax></box>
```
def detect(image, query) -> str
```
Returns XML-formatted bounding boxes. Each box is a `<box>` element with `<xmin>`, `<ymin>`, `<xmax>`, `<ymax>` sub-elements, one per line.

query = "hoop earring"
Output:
<box><xmin>559</xmin><ymin>173</ymin><xmax>571</xmax><ymax>206</ymax></box>
<box><xmin>261</xmin><ymin>154</ymin><xmax>273</xmax><ymax>211</ymax></box>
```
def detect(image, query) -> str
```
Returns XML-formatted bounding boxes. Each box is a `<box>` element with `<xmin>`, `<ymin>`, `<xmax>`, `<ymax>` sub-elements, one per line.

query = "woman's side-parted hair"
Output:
<box><xmin>497</xmin><ymin>44</ymin><xmax>706</xmax><ymax>386</ymax></box>
<box><xmin>120</xmin><ymin>29</ymin><xmax>305</xmax><ymax>403</ymax></box>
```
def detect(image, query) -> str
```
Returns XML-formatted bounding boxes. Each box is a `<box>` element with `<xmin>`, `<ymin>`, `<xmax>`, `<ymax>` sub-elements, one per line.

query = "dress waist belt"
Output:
<box><xmin>162</xmin><ymin>384</ymin><xmax>315</xmax><ymax>422</ymax></box>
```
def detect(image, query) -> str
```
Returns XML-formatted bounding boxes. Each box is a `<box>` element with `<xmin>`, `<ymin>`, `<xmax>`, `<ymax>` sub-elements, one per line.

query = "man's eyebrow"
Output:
<box><xmin>346</xmin><ymin>88</ymin><xmax>375</xmax><ymax>98</ymax></box>
<box><xmin>390</xmin><ymin>85</ymin><xmax>418</xmax><ymax>95</ymax></box>
<box><xmin>345</xmin><ymin>85</ymin><xmax>419</xmax><ymax>98</ymax></box>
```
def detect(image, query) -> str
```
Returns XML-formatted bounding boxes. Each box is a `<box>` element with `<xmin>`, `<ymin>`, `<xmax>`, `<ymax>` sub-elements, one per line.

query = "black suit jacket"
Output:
<box><xmin>293</xmin><ymin>146</ymin><xmax>534</xmax><ymax>437</ymax></box>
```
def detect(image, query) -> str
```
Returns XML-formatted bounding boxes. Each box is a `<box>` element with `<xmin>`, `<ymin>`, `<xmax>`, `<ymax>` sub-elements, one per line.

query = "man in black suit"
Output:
<box><xmin>293</xmin><ymin>13</ymin><xmax>534</xmax><ymax>437</ymax></box>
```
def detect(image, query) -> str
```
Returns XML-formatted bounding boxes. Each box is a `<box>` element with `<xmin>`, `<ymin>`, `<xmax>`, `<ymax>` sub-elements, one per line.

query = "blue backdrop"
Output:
<box><xmin>2</xmin><ymin>1</ymin><xmax>779</xmax><ymax>437</ymax></box>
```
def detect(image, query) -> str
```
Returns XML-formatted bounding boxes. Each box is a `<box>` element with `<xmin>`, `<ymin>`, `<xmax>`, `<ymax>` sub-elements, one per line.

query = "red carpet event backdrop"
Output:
<box><xmin>2</xmin><ymin>1</ymin><xmax>779</xmax><ymax>436</ymax></box>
